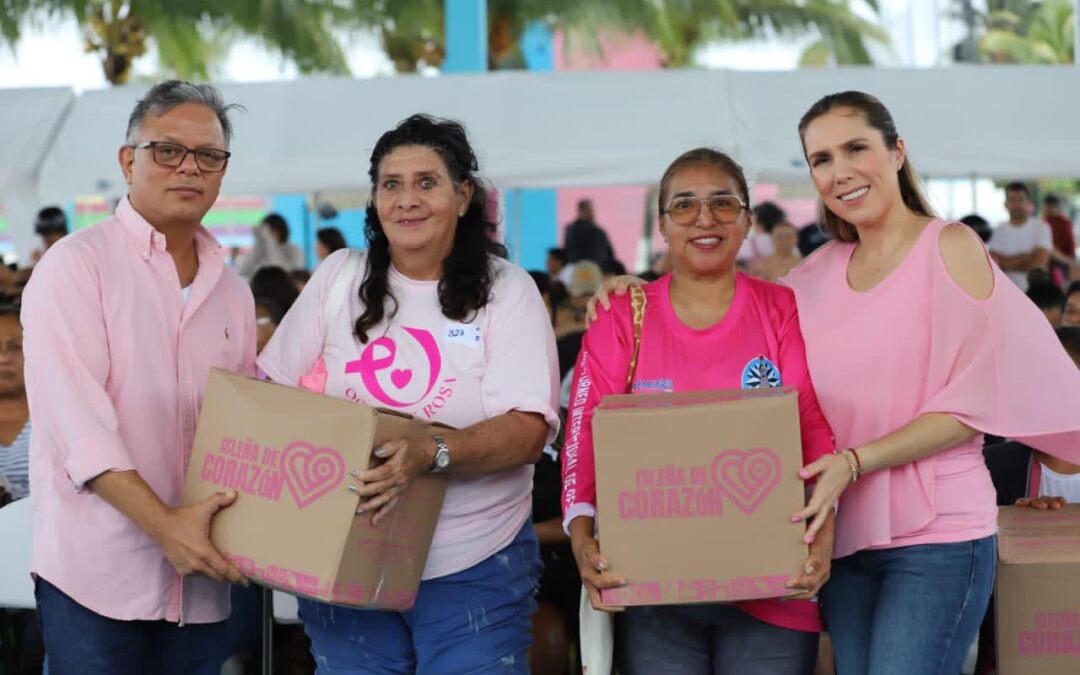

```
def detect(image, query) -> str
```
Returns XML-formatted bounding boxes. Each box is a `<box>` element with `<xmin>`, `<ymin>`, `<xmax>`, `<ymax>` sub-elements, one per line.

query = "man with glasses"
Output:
<box><xmin>21</xmin><ymin>80</ymin><xmax>256</xmax><ymax>675</ymax></box>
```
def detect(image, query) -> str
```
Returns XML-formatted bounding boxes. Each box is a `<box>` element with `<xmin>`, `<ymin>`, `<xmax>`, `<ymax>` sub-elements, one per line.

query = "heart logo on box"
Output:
<box><xmin>711</xmin><ymin>448</ymin><xmax>781</xmax><ymax>514</ymax></box>
<box><xmin>282</xmin><ymin>441</ymin><xmax>346</xmax><ymax>509</ymax></box>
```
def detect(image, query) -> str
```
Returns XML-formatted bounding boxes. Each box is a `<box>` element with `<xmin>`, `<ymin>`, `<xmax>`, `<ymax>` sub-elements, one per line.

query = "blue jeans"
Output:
<box><xmin>820</xmin><ymin>536</ymin><xmax>996</xmax><ymax>675</ymax></box>
<box><xmin>614</xmin><ymin>604</ymin><xmax>819</xmax><ymax>675</ymax></box>
<box><xmin>298</xmin><ymin>522</ymin><xmax>541</xmax><ymax>674</ymax></box>
<box><xmin>35</xmin><ymin>577</ymin><xmax>229</xmax><ymax>675</ymax></box>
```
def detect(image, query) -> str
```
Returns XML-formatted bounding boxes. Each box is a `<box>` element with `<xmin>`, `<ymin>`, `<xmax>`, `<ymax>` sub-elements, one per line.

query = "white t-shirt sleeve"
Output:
<box><xmin>987</xmin><ymin>227</ymin><xmax>1005</xmax><ymax>254</ymax></box>
<box><xmin>256</xmin><ymin>248</ymin><xmax>352</xmax><ymax>384</ymax></box>
<box><xmin>1034</xmin><ymin>220</ymin><xmax>1053</xmax><ymax>251</ymax></box>
<box><xmin>480</xmin><ymin>262</ymin><xmax>561</xmax><ymax>442</ymax></box>
<box><xmin>287</xmin><ymin>244</ymin><xmax>307</xmax><ymax>271</ymax></box>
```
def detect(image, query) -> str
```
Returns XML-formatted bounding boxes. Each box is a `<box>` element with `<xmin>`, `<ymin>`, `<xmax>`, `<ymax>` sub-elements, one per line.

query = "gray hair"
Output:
<box><xmin>125</xmin><ymin>80</ymin><xmax>244</xmax><ymax>147</ymax></box>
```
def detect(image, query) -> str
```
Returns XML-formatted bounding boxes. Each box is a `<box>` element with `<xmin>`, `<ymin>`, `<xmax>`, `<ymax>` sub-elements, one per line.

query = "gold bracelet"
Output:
<box><xmin>841</xmin><ymin>451</ymin><xmax>859</xmax><ymax>484</ymax></box>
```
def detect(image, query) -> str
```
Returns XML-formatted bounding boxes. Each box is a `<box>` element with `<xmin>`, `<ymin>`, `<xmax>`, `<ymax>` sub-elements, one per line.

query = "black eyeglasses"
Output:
<box><xmin>661</xmin><ymin>195</ymin><xmax>749</xmax><ymax>225</ymax></box>
<box><xmin>129</xmin><ymin>141</ymin><xmax>231</xmax><ymax>173</ymax></box>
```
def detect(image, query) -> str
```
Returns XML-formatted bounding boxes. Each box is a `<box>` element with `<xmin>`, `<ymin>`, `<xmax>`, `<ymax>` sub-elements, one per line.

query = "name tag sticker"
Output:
<box><xmin>444</xmin><ymin>323</ymin><xmax>481</xmax><ymax>347</ymax></box>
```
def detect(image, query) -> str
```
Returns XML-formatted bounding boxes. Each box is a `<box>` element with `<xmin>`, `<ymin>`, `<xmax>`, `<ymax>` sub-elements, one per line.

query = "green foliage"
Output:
<box><xmin>971</xmin><ymin>0</ymin><xmax>1075</xmax><ymax>64</ymax></box>
<box><xmin>0</xmin><ymin>0</ymin><xmax>888</xmax><ymax>83</ymax></box>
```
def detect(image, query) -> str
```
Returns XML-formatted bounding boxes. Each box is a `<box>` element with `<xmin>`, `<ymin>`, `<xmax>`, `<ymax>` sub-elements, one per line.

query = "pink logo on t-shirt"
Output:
<box><xmin>282</xmin><ymin>441</ymin><xmax>346</xmax><ymax>509</ymax></box>
<box><xmin>711</xmin><ymin>448</ymin><xmax>781</xmax><ymax>514</ymax></box>
<box><xmin>345</xmin><ymin>327</ymin><xmax>442</xmax><ymax>408</ymax></box>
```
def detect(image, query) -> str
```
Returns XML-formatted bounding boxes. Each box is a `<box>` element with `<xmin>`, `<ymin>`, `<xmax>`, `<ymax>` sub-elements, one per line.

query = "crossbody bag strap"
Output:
<box><xmin>624</xmin><ymin>285</ymin><xmax>647</xmax><ymax>394</ymax></box>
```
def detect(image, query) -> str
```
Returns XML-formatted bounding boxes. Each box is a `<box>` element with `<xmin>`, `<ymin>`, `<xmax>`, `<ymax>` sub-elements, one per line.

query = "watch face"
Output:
<box><xmin>435</xmin><ymin>451</ymin><xmax>450</xmax><ymax>469</ymax></box>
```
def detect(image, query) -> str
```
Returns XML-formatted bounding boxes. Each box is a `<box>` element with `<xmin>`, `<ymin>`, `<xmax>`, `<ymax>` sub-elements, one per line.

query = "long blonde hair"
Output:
<box><xmin>798</xmin><ymin>91</ymin><xmax>934</xmax><ymax>243</ymax></box>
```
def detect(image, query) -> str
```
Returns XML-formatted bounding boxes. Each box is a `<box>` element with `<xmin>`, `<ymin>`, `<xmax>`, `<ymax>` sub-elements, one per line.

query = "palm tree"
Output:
<box><xmin>952</xmin><ymin>0</ymin><xmax>1075</xmax><ymax>65</ymax></box>
<box><xmin>552</xmin><ymin>0</ymin><xmax>888</xmax><ymax>68</ymax></box>
<box><xmin>979</xmin><ymin>0</ymin><xmax>1074</xmax><ymax>64</ymax></box>
<box><xmin>348</xmin><ymin>0</ymin><xmax>888</xmax><ymax>71</ymax></box>
<box><xmin>0</xmin><ymin>0</ymin><xmax>888</xmax><ymax>84</ymax></box>
<box><xmin>0</xmin><ymin>0</ymin><xmax>352</xmax><ymax>84</ymax></box>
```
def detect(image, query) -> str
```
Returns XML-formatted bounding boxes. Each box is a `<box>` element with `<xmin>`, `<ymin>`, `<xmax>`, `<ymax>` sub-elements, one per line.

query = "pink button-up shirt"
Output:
<box><xmin>22</xmin><ymin>197</ymin><xmax>256</xmax><ymax>623</ymax></box>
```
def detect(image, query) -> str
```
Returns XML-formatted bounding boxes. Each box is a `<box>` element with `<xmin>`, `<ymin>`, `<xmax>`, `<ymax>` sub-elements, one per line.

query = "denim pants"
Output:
<box><xmin>298</xmin><ymin>522</ymin><xmax>541</xmax><ymax>674</ymax></box>
<box><xmin>35</xmin><ymin>577</ymin><xmax>229</xmax><ymax>675</ymax></box>
<box><xmin>613</xmin><ymin>603</ymin><xmax>819</xmax><ymax>675</ymax></box>
<box><xmin>820</xmin><ymin>535</ymin><xmax>996</xmax><ymax>675</ymax></box>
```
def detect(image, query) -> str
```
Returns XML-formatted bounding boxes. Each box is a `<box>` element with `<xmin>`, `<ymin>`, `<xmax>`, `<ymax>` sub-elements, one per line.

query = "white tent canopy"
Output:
<box><xmin>31</xmin><ymin>66</ymin><xmax>1080</xmax><ymax>206</ymax></box>
<box><xmin>0</xmin><ymin>86</ymin><xmax>74</xmax><ymax>191</ymax></box>
<box><xmin>727</xmin><ymin>66</ymin><xmax>1080</xmax><ymax>182</ymax></box>
<box><xmin>0</xmin><ymin>87</ymin><xmax>75</xmax><ymax>258</ymax></box>
<box><xmin>36</xmin><ymin>69</ymin><xmax>738</xmax><ymax>200</ymax></box>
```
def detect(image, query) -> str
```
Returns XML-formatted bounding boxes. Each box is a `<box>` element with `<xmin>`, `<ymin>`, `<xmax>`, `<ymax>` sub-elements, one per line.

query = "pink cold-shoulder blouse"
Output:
<box><xmin>784</xmin><ymin>218</ymin><xmax>1080</xmax><ymax>559</ymax></box>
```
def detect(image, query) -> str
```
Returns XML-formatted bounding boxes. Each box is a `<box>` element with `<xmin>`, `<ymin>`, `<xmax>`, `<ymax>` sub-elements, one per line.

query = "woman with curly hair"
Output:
<box><xmin>258</xmin><ymin>114</ymin><xmax>560</xmax><ymax>674</ymax></box>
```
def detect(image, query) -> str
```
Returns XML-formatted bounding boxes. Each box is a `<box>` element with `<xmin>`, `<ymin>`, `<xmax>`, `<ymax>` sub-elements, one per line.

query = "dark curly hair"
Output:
<box><xmin>356</xmin><ymin>114</ymin><xmax>506</xmax><ymax>343</ymax></box>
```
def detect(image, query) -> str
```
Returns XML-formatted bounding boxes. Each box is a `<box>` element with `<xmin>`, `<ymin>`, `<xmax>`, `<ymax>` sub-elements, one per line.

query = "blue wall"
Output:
<box><xmin>271</xmin><ymin>195</ymin><xmax>368</xmax><ymax>269</ymax></box>
<box><xmin>442</xmin><ymin>0</ymin><xmax>488</xmax><ymax>73</ymax></box>
<box><xmin>506</xmin><ymin>21</ymin><xmax>558</xmax><ymax>272</ymax></box>
<box><xmin>504</xmin><ymin>189</ymin><xmax>557</xmax><ymax>272</ymax></box>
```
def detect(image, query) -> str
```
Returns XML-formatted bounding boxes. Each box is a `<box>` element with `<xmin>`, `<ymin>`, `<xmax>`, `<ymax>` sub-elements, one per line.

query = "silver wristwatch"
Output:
<box><xmin>430</xmin><ymin>435</ymin><xmax>450</xmax><ymax>474</ymax></box>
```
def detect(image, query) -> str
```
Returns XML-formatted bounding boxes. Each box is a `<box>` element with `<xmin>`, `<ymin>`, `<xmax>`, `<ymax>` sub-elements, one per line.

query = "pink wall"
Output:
<box><xmin>552</xmin><ymin>30</ymin><xmax>664</xmax><ymax>71</ymax></box>
<box><xmin>551</xmin><ymin>32</ymin><xmax>821</xmax><ymax>271</ymax></box>
<box><xmin>557</xmin><ymin>187</ymin><xmax>652</xmax><ymax>271</ymax></box>
<box><xmin>554</xmin><ymin>31</ymin><xmax>663</xmax><ymax>272</ymax></box>
<box><xmin>751</xmin><ymin>184</ymin><xmax>820</xmax><ymax>229</ymax></box>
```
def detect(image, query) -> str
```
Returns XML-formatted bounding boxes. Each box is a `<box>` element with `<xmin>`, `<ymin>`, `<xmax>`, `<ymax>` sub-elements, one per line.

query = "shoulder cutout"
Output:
<box><xmin>939</xmin><ymin>223</ymin><xmax>994</xmax><ymax>301</ymax></box>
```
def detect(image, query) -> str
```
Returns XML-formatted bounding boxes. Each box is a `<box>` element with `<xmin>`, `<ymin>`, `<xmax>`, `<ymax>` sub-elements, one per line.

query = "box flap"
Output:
<box><xmin>598</xmin><ymin>386</ymin><xmax>796</xmax><ymax>412</ymax></box>
<box><xmin>997</xmin><ymin>505</ymin><xmax>1080</xmax><ymax>565</ymax></box>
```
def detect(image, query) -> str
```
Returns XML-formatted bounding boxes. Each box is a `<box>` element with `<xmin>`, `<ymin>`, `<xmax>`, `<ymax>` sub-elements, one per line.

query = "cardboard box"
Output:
<box><xmin>183</xmin><ymin>369</ymin><xmax>447</xmax><ymax>610</ymax></box>
<box><xmin>995</xmin><ymin>505</ymin><xmax>1080</xmax><ymax>674</ymax></box>
<box><xmin>591</xmin><ymin>387</ymin><xmax>806</xmax><ymax>606</ymax></box>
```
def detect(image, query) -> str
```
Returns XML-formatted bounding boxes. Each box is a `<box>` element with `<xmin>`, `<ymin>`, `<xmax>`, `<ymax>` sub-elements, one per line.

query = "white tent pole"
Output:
<box><xmin>1075</xmin><ymin>0</ymin><xmax>1080</xmax><ymax>65</ymax></box>
<box><xmin>512</xmin><ymin>188</ymin><xmax>523</xmax><ymax>265</ymax></box>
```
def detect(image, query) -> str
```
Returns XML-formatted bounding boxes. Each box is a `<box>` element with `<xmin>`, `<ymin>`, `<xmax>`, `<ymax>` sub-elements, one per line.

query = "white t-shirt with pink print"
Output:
<box><xmin>258</xmin><ymin>248</ymin><xmax>561</xmax><ymax>580</ymax></box>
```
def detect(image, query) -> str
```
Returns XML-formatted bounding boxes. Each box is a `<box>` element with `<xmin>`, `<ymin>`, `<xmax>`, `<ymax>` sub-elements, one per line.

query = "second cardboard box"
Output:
<box><xmin>591</xmin><ymin>387</ymin><xmax>806</xmax><ymax>606</ymax></box>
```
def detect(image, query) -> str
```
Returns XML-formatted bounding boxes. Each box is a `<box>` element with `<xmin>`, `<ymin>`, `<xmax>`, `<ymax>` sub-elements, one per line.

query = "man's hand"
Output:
<box><xmin>151</xmin><ymin>492</ymin><xmax>247</xmax><ymax>585</ymax></box>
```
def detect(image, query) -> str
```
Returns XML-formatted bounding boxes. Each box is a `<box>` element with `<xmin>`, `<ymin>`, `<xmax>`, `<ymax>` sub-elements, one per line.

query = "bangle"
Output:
<box><xmin>848</xmin><ymin>447</ymin><xmax>864</xmax><ymax>476</ymax></box>
<box><xmin>840</xmin><ymin>450</ymin><xmax>859</xmax><ymax>484</ymax></box>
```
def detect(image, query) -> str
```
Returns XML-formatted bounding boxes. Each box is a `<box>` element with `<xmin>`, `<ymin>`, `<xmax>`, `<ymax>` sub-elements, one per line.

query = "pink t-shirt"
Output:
<box><xmin>258</xmin><ymin>249</ymin><xmax>560</xmax><ymax>580</ymax></box>
<box><xmin>561</xmin><ymin>272</ymin><xmax>835</xmax><ymax>633</ymax></box>
<box><xmin>785</xmin><ymin>218</ymin><xmax>1080</xmax><ymax>559</ymax></box>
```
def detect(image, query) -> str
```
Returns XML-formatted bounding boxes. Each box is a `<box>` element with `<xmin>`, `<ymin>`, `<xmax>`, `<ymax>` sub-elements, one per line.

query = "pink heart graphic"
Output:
<box><xmin>390</xmin><ymin>368</ymin><xmax>413</xmax><ymax>389</ymax></box>
<box><xmin>710</xmin><ymin>448</ymin><xmax>781</xmax><ymax>514</ymax></box>
<box><xmin>281</xmin><ymin>441</ymin><xmax>346</xmax><ymax>509</ymax></box>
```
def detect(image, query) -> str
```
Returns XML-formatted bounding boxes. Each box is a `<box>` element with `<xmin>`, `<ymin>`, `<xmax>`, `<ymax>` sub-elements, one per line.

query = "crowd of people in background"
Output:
<box><xmin>2</xmin><ymin>79</ymin><xmax>1080</xmax><ymax>675</ymax></box>
<box><xmin>4</xmin><ymin>186</ymin><xmax>1079</xmax><ymax>675</ymax></box>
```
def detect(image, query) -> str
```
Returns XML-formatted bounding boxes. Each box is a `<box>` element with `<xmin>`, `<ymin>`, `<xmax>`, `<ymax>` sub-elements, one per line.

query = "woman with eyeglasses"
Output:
<box><xmin>591</xmin><ymin>93</ymin><xmax>1080</xmax><ymax>675</ymax></box>
<box><xmin>0</xmin><ymin>304</ymin><xmax>29</xmax><ymax>505</ymax></box>
<box><xmin>562</xmin><ymin>148</ymin><xmax>836</xmax><ymax>674</ymax></box>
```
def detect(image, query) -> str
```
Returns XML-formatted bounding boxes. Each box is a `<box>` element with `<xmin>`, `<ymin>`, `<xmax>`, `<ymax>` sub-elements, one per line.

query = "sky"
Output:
<box><xmin>0</xmin><ymin>1</ymin><xmax>1001</xmax><ymax>224</ymax></box>
<box><xmin>0</xmin><ymin>19</ymin><xmax>394</xmax><ymax>91</ymax></box>
<box><xmin>0</xmin><ymin>0</ymin><xmax>966</xmax><ymax>91</ymax></box>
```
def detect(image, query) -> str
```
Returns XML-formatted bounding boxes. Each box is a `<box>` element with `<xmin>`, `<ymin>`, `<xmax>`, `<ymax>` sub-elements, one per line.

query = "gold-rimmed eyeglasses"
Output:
<box><xmin>661</xmin><ymin>195</ymin><xmax>748</xmax><ymax>225</ymax></box>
